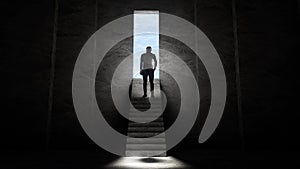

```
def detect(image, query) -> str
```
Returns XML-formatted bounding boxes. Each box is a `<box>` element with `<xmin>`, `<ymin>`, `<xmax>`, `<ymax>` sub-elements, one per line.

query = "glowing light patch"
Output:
<box><xmin>106</xmin><ymin>156</ymin><xmax>190</xmax><ymax>169</ymax></box>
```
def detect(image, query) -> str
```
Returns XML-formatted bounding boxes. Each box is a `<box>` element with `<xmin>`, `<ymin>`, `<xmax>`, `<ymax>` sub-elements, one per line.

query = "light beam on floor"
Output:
<box><xmin>106</xmin><ymin>156</ymin><xmax>191</xmax><ymax>169</ymax></box>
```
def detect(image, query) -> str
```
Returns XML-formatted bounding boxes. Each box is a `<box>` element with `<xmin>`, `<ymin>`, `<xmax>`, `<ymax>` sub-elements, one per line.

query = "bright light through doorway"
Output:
<box><xmin>133</xmin><ymin>10</ymin><xmax>159</xmax><ymax>79</ymax></box>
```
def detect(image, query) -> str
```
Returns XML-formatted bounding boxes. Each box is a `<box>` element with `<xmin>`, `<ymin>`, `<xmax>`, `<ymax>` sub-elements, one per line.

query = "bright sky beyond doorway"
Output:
<box><xmin>133</xmin><ymin>10</ymin><xmax>159</xmax><ymax>79</ymax></box>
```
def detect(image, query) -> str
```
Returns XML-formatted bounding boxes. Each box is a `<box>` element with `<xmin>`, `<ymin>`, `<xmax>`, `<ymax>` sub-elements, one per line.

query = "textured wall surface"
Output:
<box><xmin>1</xmin><ymin>0</ymin><xmax>54</xmax><ymax>151</ymax></box>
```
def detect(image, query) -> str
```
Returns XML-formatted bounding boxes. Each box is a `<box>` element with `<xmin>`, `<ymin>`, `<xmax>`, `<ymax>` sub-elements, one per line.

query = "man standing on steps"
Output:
<box><xmin>140</xmin><ymin>46</ymin><xmax>157</xmax><ymax>98</ymax></box>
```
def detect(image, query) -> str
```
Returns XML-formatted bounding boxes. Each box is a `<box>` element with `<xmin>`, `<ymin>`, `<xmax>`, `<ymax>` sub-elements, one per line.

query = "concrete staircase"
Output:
<box><xmin>125</xmin><ymin>79</ymin><xmax>167</xmax><ymax>157</ymax></box>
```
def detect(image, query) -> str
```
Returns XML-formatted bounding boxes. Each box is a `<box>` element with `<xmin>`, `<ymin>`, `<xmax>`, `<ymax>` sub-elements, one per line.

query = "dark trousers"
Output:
<box><xmin>142</xmin><ymin>69</ymin><xmax>154</xmax><ymax>95</ymax></box>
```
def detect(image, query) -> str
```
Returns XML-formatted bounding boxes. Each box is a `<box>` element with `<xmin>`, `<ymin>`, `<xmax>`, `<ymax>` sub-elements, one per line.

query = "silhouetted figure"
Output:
<box><xmin>140</xmin><ymin>46</ymin><xmax>157</xmax><ymax>98</ymax></box>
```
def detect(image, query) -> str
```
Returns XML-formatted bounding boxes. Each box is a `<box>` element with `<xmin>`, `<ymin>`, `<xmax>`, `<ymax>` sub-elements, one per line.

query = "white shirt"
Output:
<box><xmin>140</xmin><ymin>53</ymin><xmax>157</xmax><ymax>70</ymax></box>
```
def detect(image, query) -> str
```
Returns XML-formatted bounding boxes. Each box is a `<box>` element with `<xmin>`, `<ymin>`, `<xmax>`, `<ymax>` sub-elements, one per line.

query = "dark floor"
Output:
<box><xmin>1</xmin><ymin>149</ymin><xmax>299</xmax><ymax>169</ymax></box>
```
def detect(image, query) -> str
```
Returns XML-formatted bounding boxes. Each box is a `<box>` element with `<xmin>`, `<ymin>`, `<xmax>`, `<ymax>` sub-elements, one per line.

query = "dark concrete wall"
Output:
<box><xmin>237</xmin><ymin>0</ymin><xmax>300</xmax><ymax>150</ymax></box>
<box><xmin>1</xmin><ymin>0</ymin><xmax>299</xmax><ymax>154</ymax></box>
<box><xmin>1</xmin><ymin>0</ymin><xmax>54</xmax><ymax>151</ymax></box>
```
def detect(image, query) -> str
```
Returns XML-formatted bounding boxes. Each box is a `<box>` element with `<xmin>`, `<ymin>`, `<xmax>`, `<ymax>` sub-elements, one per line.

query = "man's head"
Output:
<box><xmin>146</xmin><ymin>46</ymin><xmax>152</xmax><ymax>53</ymax></box>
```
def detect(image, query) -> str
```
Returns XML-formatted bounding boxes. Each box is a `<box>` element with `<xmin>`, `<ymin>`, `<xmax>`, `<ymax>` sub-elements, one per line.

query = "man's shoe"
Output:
<box><xmin>142</xmin><ymin>94</ymin><xmax>147</xmax><ymax>98</ymax></box>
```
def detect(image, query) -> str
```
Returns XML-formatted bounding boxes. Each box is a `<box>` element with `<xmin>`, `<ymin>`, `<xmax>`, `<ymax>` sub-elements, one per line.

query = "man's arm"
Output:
<box><xmin>140</xmin><ymin>55</ymin><xmax>143</xmax><ymax>71</ymax></box>
<box><xmin>153</xmin><ymin>54</ymin><xmax>157</xmax><ymax>70</ymax></box>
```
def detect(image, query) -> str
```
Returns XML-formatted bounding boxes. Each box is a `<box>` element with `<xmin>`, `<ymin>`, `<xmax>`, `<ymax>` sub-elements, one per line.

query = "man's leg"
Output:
<box><xmin>142</xmin><ymin>70</ymin><xmax>148</xmax><ymax>97</ymax></box>
<box><xmin>149</xmin><ymin>69</ymin><xmax>154</xmax><ymax>91</ymax></box>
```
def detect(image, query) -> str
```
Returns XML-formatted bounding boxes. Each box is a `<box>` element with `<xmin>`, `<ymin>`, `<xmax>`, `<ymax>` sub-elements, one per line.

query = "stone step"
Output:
<box><xmin>128</xmin><ymin>127</ymin><xmax>164</xmax><ymax>132</ymax></box>
<box><xmin>129</xmin><ymin>117</ymin><xmax>163</xmax><ymax>123</ymax></box>
<box><xmin>128</xmin><ymin>113</ymin><xmax>163</xmax><ymax>118</ymax></box>
<box><xmin>135</xmin><ymin>102</ymin><xmax>162</xmax><ymax>106</ymax></box>
<box><xmin>131</xmin><ymin>97</ymin><xmax>161</xmax><ymax>100</ymax></box>
<box><xmin>129</xmin><ymin>104</ymin><xmax>162</xmax><ymax>110</ymax></box>
<box><xmin>129</xmin><ymin>109</ymin><xmax>163</xmax><ymax>114</ymax></box>
<box><xmin>128</xmin><ymin>122</ymin><xmax>164</xmax><ymax>127</ymax></box>
<box><xmin>126</xmin><ymin>144</ymin><xmax>166</xmax><ymax>150</ymax></box>
<box><xmin>128</xmin><ymin>132</ymin><xmax>165</xmax><ymax>138</ymax></box>
<box><xmin>130</xmin><ymin>109</ymin><xmax>162</xmax><ymax>113</ymax></box>
<box><xmin>129</xmin><ymin>108</ymin><xmax>163</xmax><ymax>112</ymax></box>
<box><xmin>131</xmin><ymin>99</ymin><xmax>162</xmax><ymax>105</ymax></box>
<box><xmin>126</xmin><ymin>150</ymin><xmax>166</xmax><ymax>157</ymax></box>
<box><xmin>128</xmin><ymin>112</ymin><xmax>162</xmax><ymax>117</ymax></box>
<box><xmin>130</xmin><ymin>104</ymin><xmax>162</xmax><ymax>108</ymax></box>
<box><xmin>130</xmin><ymin>98</ymin><xmax>161</xmax><ymax>103</ymax></box>
<box><xmin>126</xmin><ymin>137</ymin><xmax>166</xmax><ymax>144</ymax></box>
